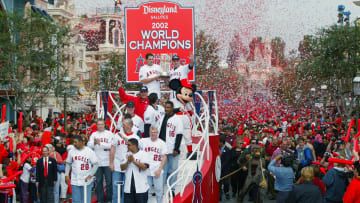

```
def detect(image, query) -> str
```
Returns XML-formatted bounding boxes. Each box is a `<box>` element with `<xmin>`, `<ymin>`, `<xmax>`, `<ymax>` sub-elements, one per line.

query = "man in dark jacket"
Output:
<box><xmin>287</xmin><ymin>166</ymin><xmax>323</xmax><ymax>203</ymax></box>
<box><xmin>322</xmin><ymin>161</ymin><xmax>348</xmax><ymax>203</ymax></box>
<box><xmin>219</xmin><ymin>135</ymin><xmax>232</xmax><ymax>200</ymax></box>
<box><xmin>36</xmin><ymin>146</ymin><xmax>58</xmax><ymax>203</ymax></box>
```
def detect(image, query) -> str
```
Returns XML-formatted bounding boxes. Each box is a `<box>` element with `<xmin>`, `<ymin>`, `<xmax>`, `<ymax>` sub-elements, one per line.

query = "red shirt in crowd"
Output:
<box><xmin>343</xmin><ymin>177</ymin><xmax>360</xmax><ymax>203</ymax></box>
<box><xmin>49</xmin><ymin>151</ymin><xmax>63</xmax><ymax>164</ymax></box>
<box><xmin>119</xmin><ymin>88</ymin><xmax>149</xmax><ymax>120</ymax></box>
<box><xmin>266</xmin><ymin>143</ymin><xmax>279</xmax><ymax>157</ymax></box>
<box><xmin>313</xmin><ymin>177</ymin><xmax>326</xmax><ymax>196</ymax></box>
<box><xmin>242</xmin><ymin>137</ymin><xmax>250</xmax><ymax>148</ymax></box>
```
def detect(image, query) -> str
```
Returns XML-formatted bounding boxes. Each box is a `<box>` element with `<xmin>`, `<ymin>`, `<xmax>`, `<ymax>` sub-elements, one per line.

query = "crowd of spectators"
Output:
<box><xmin>217</xmin><ymin>107</ymin><xmax>360</xmax><ymax>203</ymax></box>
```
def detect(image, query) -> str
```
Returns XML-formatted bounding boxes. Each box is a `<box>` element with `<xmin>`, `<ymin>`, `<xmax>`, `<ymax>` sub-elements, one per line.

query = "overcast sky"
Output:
<box><xmin>74</xmin><ymin>0</ymin><xmax>360</xmax><ymax>59</ymax></box>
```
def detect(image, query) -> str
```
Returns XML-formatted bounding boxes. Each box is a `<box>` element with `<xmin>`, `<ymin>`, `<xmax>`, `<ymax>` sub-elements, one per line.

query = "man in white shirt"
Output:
<box><xmin>116</xmin><ymin>101</ymin><xmax>144</xmax><ymax>137</ymax></box>
<box><xmin>169</xmin><ymin>53</ymin><xmax>194</xmax><ymax>81</ymax></box>
<box><xmin>65</xmin><ymin>135</ymin><xmax>99</xmax><ymax>203</ymax></box>
<box><xmin>143</xmin><ymin>93</ymin><xmax>165</xmax><ymax>137</ymax></box>
<box><xmin>142</xmin><ymin>126</ymin><xmax>167</xmax><ymax>203</ymax></box>
<box><xmin>121</xmin><ymin>138</ymin><xmax>150</xmax><ymax>203</ymax></box>
<box><xmin>139</xmin><ymin>53</ymin><xmax>161</xmax><ymax>99</ymax></box>
<box><xmin>159</xmin><ymin>101</ymin><xmax>183</xmax><ymax>196</ymax></box>
<box><xmin>169</xmin><ymin>53</ymin><xmax>195</xmax><ymax>100</ymax></box>
<box><xmin>87</xmin><ymin>119</ymin><xmax>114</xmax><ymax>203</ymax></box>
<box><xmin>110</xmin><ymin>118</ymin><xmax>141</xmax><ymax>203</ymax></box>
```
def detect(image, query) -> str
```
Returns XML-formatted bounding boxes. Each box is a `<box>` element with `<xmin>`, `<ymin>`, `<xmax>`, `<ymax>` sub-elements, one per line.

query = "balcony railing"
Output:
<box><xmin>95</xmin><ymin>7</ymin><xmax>122</xmax><ymax>15</ymax></box>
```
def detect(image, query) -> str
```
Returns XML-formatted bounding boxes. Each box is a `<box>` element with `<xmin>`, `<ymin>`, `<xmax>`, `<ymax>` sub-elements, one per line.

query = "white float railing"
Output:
<box><xmin>164</xmin><ymin>91</ymin><xmax>212</xmax><ymax>203</ymax></box>
<box><xmin>96</xmin><ymin>90</ymin><xmax>218</xmax><ymax>134</ymax></box>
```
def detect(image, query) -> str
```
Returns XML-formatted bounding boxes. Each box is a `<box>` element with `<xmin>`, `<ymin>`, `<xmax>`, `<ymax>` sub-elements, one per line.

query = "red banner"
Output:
<box><xmin>125</xmin><ymin>2</ymin><xmax>195</xmax><ymax>83</ymax></box>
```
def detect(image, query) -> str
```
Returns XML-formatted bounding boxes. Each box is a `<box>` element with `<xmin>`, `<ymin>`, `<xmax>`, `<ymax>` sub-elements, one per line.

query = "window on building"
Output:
<box><xmin>79</xmin><ymin>60</ymin><xmax>83</xmax><ymax>70</ymax></box>
<box><xmin>114</xmin><ymin>29</ymin><xmax>119</xmax><ymax>47</ymax></box>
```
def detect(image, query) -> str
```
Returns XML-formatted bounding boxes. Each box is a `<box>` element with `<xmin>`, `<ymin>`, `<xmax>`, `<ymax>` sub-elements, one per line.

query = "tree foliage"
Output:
<box><xmin>0</xmin><ymin>10</ymin><xmax>71</xmax><ymax>119</ymax></box>
<box><xmin>298</xmin><ymin>24</ymin><xmax>360</xmax><ymax>117</ymax></box>
<box><xmin>99</xmin><ymin>52</ymin><xmax>140</xmax><ymax>91</ymax></box>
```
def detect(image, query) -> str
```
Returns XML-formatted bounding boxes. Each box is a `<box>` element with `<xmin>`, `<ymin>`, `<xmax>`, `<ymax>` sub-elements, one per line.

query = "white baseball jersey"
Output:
<box><xmin>144</xmin><ymin>105</ymin><xmax>165</xmax><ymax>130</ymax></box>
<box><xmin>171</xmin><ymin>98</ymin><xmax>193</xmax><ymax>130</ymax></box>
<box><xmin>87</xmin><ymin>130</ymin><xmax>114</xmax><ymax>167</ymax></box>
<box><xmin>112</xmin><ymin>132</ymin><xmax>141</xmax><ymax>172</ymax></box>
<box><xmin>116</xmin><ymin>114</ymin><xmax>144</xmax><ymax>134</ymax></box>
<box><xmin>132</xmin><ymin>114</ymin><xmax>144</xmax><ymax>133</ymax></box>
<box><xmin>165</xmin><ymin>114</ymin><xmax>184</xmax><ymax>153</ymax></box>
<box><xmin>139</xmin><ymin>64</ymin><xmax>161</xmax><ymax>99</ymax></box>
<box><xmin>66</xmin><ymin>146</ymin><xmax>98</xmax><ymax>186</ymax></box>
<box><xmin>123</xmin><ymin>150</ymin><xmax>150</xmax><ymax>193</ymax></box>
<box><xmin>169</xmin><ymin>65</ymin><xmax>191</xmax><ymax>80</ymax></box>
<box><xmin>141</xmin><ymin>138</ymin><xmax>167</xmax><ymax>176</ymax></box>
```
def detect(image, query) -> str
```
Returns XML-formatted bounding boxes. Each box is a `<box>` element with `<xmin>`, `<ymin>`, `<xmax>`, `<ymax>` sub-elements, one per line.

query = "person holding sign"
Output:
<box><xmin>139</xmin><ymin>53</ymin><xmax>161</xmax><ymax>99</ymax></box>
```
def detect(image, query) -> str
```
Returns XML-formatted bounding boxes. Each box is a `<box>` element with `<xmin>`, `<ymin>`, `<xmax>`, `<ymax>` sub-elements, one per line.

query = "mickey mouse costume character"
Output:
<box><xmin>169</xmin><ymin>78</ymin><xmax>196</xmax><ymax>159</ymax></box>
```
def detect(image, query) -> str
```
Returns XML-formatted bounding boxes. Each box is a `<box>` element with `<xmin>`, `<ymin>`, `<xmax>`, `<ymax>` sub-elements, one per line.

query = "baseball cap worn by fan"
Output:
<box><xmin>126</xmin><ymin>101</ymin><xmax>135</xmax><ymax>108</ymax></box>
<box><xmin>172</xmin><ymin>55</ymin><xmax>180</xmax><ymax>61</ymax></box>
<box><xmin>140</xmin><ymin>86</ymin><xmax>148</xmax><ymax>92</ymax></box>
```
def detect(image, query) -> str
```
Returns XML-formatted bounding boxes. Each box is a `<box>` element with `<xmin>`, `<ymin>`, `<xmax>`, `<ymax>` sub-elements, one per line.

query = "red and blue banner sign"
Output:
<box><xmin>125</xmin><ymin>1</ymin><xmax>195</xmax><ymax>83</ymax></box>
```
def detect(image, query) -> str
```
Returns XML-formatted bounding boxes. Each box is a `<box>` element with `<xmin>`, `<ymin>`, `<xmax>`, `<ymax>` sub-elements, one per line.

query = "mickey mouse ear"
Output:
<box><xmin>169</xmin><ymin>79</ymin><xmax>181</xmax><ymax>91</ymax></box>
<box><xmin>191</xmin><ymin>84</ymin><xmax>197</xmax><ymax>93</ymax></box>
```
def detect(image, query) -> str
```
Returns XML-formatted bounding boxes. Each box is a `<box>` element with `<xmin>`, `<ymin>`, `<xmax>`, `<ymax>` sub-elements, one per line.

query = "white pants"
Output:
<box><xmin>183</xmin><ymin>128</ymin><xmax>192</xmax><ymax>146</ymax></box>
<box><xmin>60</xmin><ymin>172</ymin><xmax>68</xmax><ymax>199</ymax></box>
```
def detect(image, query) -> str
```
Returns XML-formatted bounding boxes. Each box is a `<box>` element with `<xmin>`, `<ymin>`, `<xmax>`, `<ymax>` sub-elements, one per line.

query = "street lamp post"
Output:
<box><xmin>311</xmin><ymin>87</ymin><xmax>316</xmax><ymax>112</ymax></box>
<box><xmin>353</xmin><ymin>71</ymin><xmax>360</xmax><ymax>130</ymax></box>
<box><xmin>62</xmin><ymin>77</ymin><xmax>72</xmax><ymax>133</ymax></box>
<box><xmin>321</xmin><ymin>84</ymin><xmax>327</xmax><ymax>118</ymax></box>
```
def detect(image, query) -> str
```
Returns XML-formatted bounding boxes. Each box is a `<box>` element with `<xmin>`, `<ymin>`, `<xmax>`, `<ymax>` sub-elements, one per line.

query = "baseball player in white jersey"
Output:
<box><xmin>158</xmin><ymin>101</ymin><xmax>183</xmax><ymax>195</ymax></box>
<box><xmin>141</xmin><ymin>126</ymin><xmax>167</xmax><ymax>203</ymax></box>
<box><xmin>169</xmin><ymin>53</ymin><xmax>194</xmax><ymax>81</ymax></box>
<box><xmin>116</xmin><ymin>101</ymin><xmax>144</xmax><ymax>135</ymax></box>
<box><xmin>169</xmin><ymin>53</ymin><xmax>195</xmax><ymax>99</ymax></box>
<box><xmin>139</xmin><ymin>53</ymin><xmax>161</xmax><ymax>99</ymax></box>
<box><xmin>87</xmin><ymin>119</ymin><xmax>114</xmax><ymax>203</ymax></box>
<box><xmin>110</xmin><ymin>118</ymin><xmax>141</xmax><ymax>203</ymax></box>
<box><xmin>143</xmin><ymin>93</ymin><xmax>165</xmax><ymax>137</ymax></box>
<box><xmin>65</xmin><ymin>135</ymin><xmax>99</xmax><ymax>203</ymax></box>
<box><xmin>120</xmin><ymin>138</ymin><xmax>150</xmax><ymax>203</ymax></box>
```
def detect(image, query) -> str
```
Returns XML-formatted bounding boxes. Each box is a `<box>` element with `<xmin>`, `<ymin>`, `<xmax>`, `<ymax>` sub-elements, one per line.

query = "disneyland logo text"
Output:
<box><xmin>143</xmin><ymin>5</ymin><xmax>178</xmax><ymax>15</ymax></box>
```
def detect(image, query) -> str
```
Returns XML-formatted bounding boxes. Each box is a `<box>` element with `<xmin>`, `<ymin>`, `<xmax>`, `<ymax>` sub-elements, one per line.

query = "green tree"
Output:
<box><xmin>0</xmin><ymin>10</ymin><xmax>71</xmax><ymax>121</ymax></box>
<box><xmin>99</xmin><ymin>52</ymin><xmax>140</xmax><ymax>91</ymax></box>
<box><xmin>298</xmin><ymin>24</ymin><xmax>360</xmax><ymax>118</ymax></box>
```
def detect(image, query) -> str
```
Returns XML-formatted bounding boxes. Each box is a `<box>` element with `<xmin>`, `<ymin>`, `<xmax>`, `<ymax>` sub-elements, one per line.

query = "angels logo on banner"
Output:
<box><xmin>192</xmin><ymin>166</ymin><xmax>203</xmax><ymax>203</ymax></box>
<box><xmin>208</xmin><ymin>91</ymin><xmax>214</xmax><ymax>115</ymax></box>
<box><xmin>194</xmin><ymin>91</ymin><xmax>202</xmax><ymax>116</ymax></box>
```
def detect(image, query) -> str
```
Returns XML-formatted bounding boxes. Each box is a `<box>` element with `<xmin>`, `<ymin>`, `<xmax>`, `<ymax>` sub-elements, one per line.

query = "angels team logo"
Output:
<box><xmin>192</xmin><ymin>166</ymin><xmax>202</xmax><ymax>203</ymax></box>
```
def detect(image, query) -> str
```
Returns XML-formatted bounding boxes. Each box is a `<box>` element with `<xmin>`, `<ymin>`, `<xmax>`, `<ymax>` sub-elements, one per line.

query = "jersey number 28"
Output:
<box><xmin>81</xmin><ymin>163</ymin><xmax>89</xmax><ymax>170</ymax></box>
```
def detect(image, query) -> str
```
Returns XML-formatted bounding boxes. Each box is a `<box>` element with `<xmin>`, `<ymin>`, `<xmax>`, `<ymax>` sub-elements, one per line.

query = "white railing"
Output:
<box><xmin>96</xmin><ymin>90</ymin><xmax>218</xmax><ymax>134</ymax></box>
<box><xmin>164</xmin><ymin>91</ymin><xmax>211</xmax><ymax>203</ymax></box>
<box><xmin>96</xmin><ymin>90</ymin><xmax>218</xmax><ymax>202</ymax></box>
